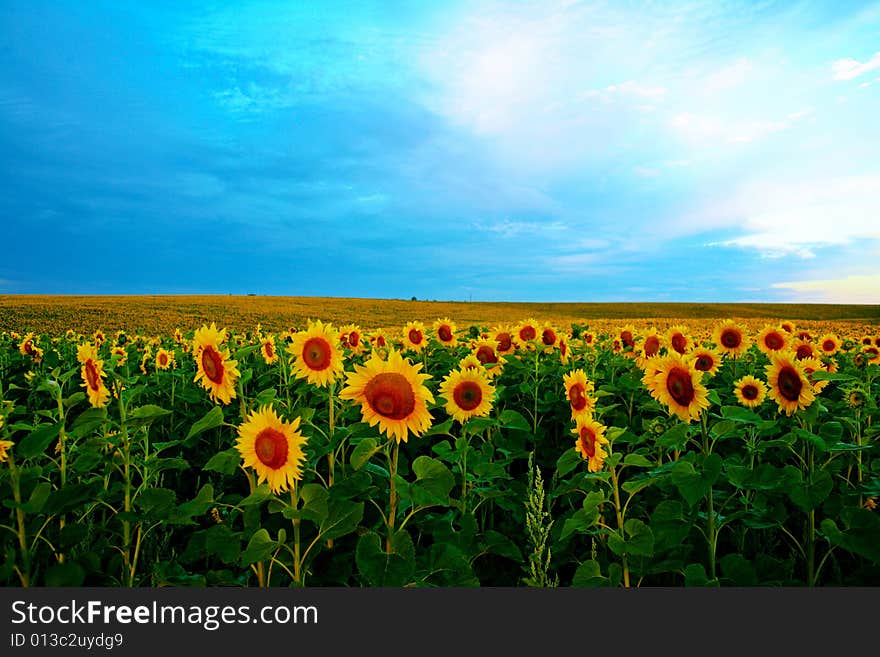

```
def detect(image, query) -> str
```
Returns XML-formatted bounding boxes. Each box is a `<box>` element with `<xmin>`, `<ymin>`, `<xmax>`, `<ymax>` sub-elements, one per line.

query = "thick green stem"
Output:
<box><xmin>291</xmin><ymin>484</ymin><xmax>302</xmax><ymax>586</ymax></box>
<box><xmin>9</xmin><ymin>455</ymin><xmax>30</xmax><ymax>587</ymax></box>
<box><xmin>609</xmin><ymin>464</ymin><xmax>630</xmax><ymax>588</ymax></box>
<box><xmin>387</xmin><ymin>440</ymin><xmax>400</xmax><ymax>553</ymax></box>
<box><xmin>55</xmin><ymin>394</ymin><xmax>67</xmax><ymax>563</ymax></box>
<box><xmin>117</xmin><ymin>383</ymin><xmax>133</xmax><ymax>582</ymax></box>
<box><xmin>701</xmin><ymin>414</ymin><xmax>716</xmax><ymax>581</ymax></box>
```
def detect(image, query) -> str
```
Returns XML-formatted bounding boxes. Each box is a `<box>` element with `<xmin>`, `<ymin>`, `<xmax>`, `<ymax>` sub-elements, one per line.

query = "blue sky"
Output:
<box><xmin>1</xmin><ymin>1</ymin><xmax>879</xmax><ymax>303</ymax></box>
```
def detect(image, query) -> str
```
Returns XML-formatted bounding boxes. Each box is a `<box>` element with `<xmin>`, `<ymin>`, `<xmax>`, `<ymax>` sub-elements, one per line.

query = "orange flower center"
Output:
<box><xmin>579</xmin><ymin>427</ymin><xmax>596</xmax><ymax>458</ymax></box>
<box><xmin>254</xmin><ymin>427</ymin><xmax>289</xmax><ymax>469</ymax></box>
<box><xmin>822</xmin><ymin>339</ymin><xmax>835</xmax><ymax>352</ymax></box>
<box><xmin>620</xmin><ymin>330</ymin><xmax>634</xmax><ymax>348</ymax></box>
<box><xmin>720</xmin><ymin>329</ymin><xmax>741</xmax><ymax>349</ymax></box>
<box><xmin>375</xmin><ymin>335</ymin><xmax>387</xmax><ymax>347</ymax></box>
<box><xmin>84</xmin><ymin>359</ymin><xmax>101</xmax><ymax>391</ymax></box>
<box><xmin>453</xmin><ymin>380</ymin><xmax>483</xmax><ymax>411</ymax></box>
<box><xmin>438</xmin><ymin>325</ymin><xmax>453</xmax><ymax>342</ymax></box>
<box><xmin>201</xmin><ymin>347</ymin><xmax>225</xmax><ymax>384</ymax></box>
<box><xmin>671</xmin><ymin>333</ymin><xmax>688</xmax><ymax>354</ymax></box>
<box><xmin>408</xmin><ymin>329</ymin><xmax>423</xmax><ymax>345</ymax></box>
<box><xmin>264</xmin><ymin>341</ymin><xmax>275</xmax><ymax>358</ymax></box>
<box><xmin>568</xmin><ymin>383</ymin><xmax>587</xmax><ymax>411</ymax></box>
<box><xmin>349</xmin><ymin>331</ymin><xmax>360</xmax><ymax>347</ymax></box>
<box><xmin>764</xmin><ymin>332</ymin><xmax>784</xmax><ymax>351</ymax></box>
<box><xmin>666</xmin><ymin>367</ymin><xmax>695</xmax><ymax>406</ymax></box>
<box><xmin>519</xmin><ymin>326</ymin><xmax>536</xmax><ymax>341</ymax></box>
<box><xmin>302</xmin><ymin>337</ymin><xmax>332</xmax><ymax>370</ymax></box>
<box><xmin>542</xmin><ymin>328</ymin><xmax>557</xmax><ymax>346</ymax></box>
<box><xmin>741</xmin><ymin>384</ymin><xmax>759</xmax><ymax>401</ymax></box>
<box><xmin>364</xmin><ymin>373</ymin><xmax>416</xmax><ymax>420</ymax></box>
<box><xmin>475</xmin><ymin>345</ymin><xmax>498</xmax><ymax>364</ymax></box>
<box><xmin>159</xmin><ymin>353</ymin><xmax>168</xmax><ymax>366</ymax></box>
<box><xmin>644</xmin><ymin>335</ymin><xmax>660</xmax><ymax>357</ymax></box>
<box><xmin>777</xmin><ymin>366</ymin><xmax>803</xmax><ymax>402</ymax></box>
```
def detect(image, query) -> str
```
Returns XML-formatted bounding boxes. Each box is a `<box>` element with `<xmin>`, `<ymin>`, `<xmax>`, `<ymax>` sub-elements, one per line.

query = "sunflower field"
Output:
<box><xmin>1</xmin><ymin>317</ymin><xmax>879</xmax><ymax>587</ymax></box>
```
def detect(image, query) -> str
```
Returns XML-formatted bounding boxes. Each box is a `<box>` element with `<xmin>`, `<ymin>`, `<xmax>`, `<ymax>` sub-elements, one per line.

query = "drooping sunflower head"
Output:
<box><xmin>689</xmin><ymin>347</ymin><xmax>722</xmax><ymax>377</ymax></box>
<box><xmin>339</xmin><ymin>349</ymin><xmax>434</xmax><ymax>443</ymax></box>
<box><xmin>562</xmin><ymin>369</ymin><xmax>596</xmax><ymax>419</ymax></box>
<box><xmin>793</xmin><ymin>339</ymin><xmax>818</xmax><ymax>361</ymax></box>
<box><xmin>155</xmin><ymin>348</ymin><xmax>174</xmax><ymax>371</ymax></box>
<box><xmin>666</xmin><ymin>325</ymin><xmax>692</xmax><ymax>355</ymax></box>
<box><xmin>0</xmin><ymin>439</ymin><xmax>14</xmax><ymax>464</ymax></box>
<box><xmin>713</xmin><ymin>320</ymin><xmax>750</xmax><ymax>357</ymax></box>
<box><xmin>618</xmin><ymin>324</ymin><xmax>637</xmax><ymax>351</ymax></box>
<box><xmin>402</xmin><ymin>320</ymin><xmax>427</xmax><ymax>352</ymax></box>
<box><xmin>571</xmin><ymin>414</ymin><xmax>610</xmax><ymax>473</ymax></box>
<box><xmin>471</xmin><ymin>339</ymin><xmax>506</xmax><ymax>378</ymax></box>
<box><xmin>286</xmin><ymin>320</ymin><xmax>345</xmax><ymax>388</ymax></box>
<box><xmin>77</xmin><ymin>343</ymin><xmax>110</xmax><ymax>408</ymax></box>
<box><xmin>18</xmin><ymin>332</ymin><xmax>37</xmax><ymax>357</ymax></box>
<box><xmin>439</xmin><ymin>367</ymin><xmax>494</xmax><ymax>425</ymax></box>
<box><xmin>798</xmin><ymin>356</ymin><xmax>830</xmax><ymax>394</ymax></box>
<box><xmin>432</xmin><ymin>318</ymin><xmax>458</xmax><ymax>347</ymax></box>
<box><xmin>193</xmin><ymin>323</ymin><xmax>240</xmax><ymax>405</ymax></box>
<box><xmin>733</xmin><ymin>375</ymin><xmax>767</xmax><ymax>409</ymax></box>
<box><xmin>817</xmin><ymin>333</ymin><xmax>840</xmax><ymax>356</ymax></box>
<box><xmin>756</xmin><ymin>325</ymin><xmax>789</xmax><ymax>356</ymax></box>
<box><xmin>644</xmin><ymin>352</ymin><xmax>710</xmax><ymax>423</ymax></box>
<box><xmin>764</xmin><ymin>351</ymin><xmax>815</xmax><ymax>416</ymax></box>
<box><xmin>235</xmin><ymin>405</ymin><xmax>307</xmax><ymax>494</ymax></box>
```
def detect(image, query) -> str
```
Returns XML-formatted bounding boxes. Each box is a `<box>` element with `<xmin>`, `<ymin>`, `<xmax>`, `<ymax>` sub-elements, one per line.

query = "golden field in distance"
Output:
<box><xmin>1</xmin><ymin>295</ymin><xmax>878</xmax><ymax>335</ymax></box>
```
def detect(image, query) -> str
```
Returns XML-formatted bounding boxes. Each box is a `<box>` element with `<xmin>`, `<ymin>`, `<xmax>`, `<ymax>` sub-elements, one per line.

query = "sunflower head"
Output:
<box><xmin>818</xmin><ymin>333</ymin><xmax>840</xmax><ymax>356</ymax></box>
<box><xmin>492</xmin><ymin>327</ymin><xmax>515</xmax><ymax>354</ymax></box>
<box><xmin>111</xmin><ymin>346</ymin><xmax>128</xmax><ymax>367</ymax></box>
<box><xmin>666</xmin><ymin>325</ymin><xmax>692</xmax><ymax>355</ymax></box>
<box><xmin>338</xmin><ymin>324</ymin><xmax>365</xmax><ymax>354</ymax></box>
<box><xmin>562</xmin><ymin>369</ymin><xmax>596</xmax><ymax>419</ymax></box>
<box><xmin>689</xmin><ymin>348</ymin><xmax>722</xmax><ymax>377</ymax></box>
<box><xmin>713</xmin><ymin>320</ymin><xmax>750</xmax><ymax>357</ymax></box>
<box><xmin>77</xmin><ymin>343</ymin><xmax>110</xmax><ymax>408</ymax></box>
<box><xmin>733</xmin><ymin>375</ymin><xmax>767</xmax><ymax>409</ymax></box>
<box><xmin>644</xmin><ymin>352</ymin><xmax>710</xmax><ymax>423</ymax></box>
<box><xmin>402</xmin><ymin>321</ymin><xmax>427</xmax><ymax>352</ymax></box>
<box><xmin>571</xmin><ymin>414</ymin><xmax>610</xmax><ymax>473</ymax></box>
<box><xmin>756</xmin><ymin>325</ymin><xmax>789</xmax><ymax>355</ymax></box>
<box><xmin>287</xmin><ymin>320</ymin><xmax>345</xmax><ymax>388</ymax></box>
<box><xmin>639</xmin><ymin>328</ymin><xmax>663</xmax><ymax>359</ymax></box>
<box><xmin>0</xmin><ymin>439</ymin><xmax>14</xmax><ymax>464</ymax></box>
<box><xmin>618</xmin><ymin>324</ymin><xmax>637</xmax><ymax>351</ymax></box>
<box><xmin>765</xmin><ymin>351</ymin><xmax>815</xmax><ymax>416</ymax></box>
<box><xmin>193</xmin><ymin>323</ymin><xmax>240</xmax><ymax>405</ymax></box>
<box><xmin>260</xmin><ymin>335</ymin><xmax>280</xmax><ymax>365</ymax></box>
<box><xmin>514</xmin><ymin>319</ymin><xmax>540</xmax><ymax>348</ymax></box>
<box><xmin>432</xmin><ymin>318</ymin><xmax>458</xmax><ymax>347</ymax></box>
<box><xmin>439</xmin><ymin>367</ymin><xmax>494</xmax><ymax>425</ymax></box>
<box><xmin>540</xmin><ymin>324</ymin><xmax>559</xmax><ymax>349</ymax></box>
<box><xmin>235</xmin><ymin>405</ymin><xmax>307</xmax><ymax>494</ymax></box>
<box><xmin>863</xmin><ymin>345</ymin><xmax>880</xmax><ymax>365</ymax></box>
<box><xmin>793</xmin><ymin>339</ymin><xmax>818</xmax><ymax>361</ymax></box>
<box><xmin>155</xmin><ymin>348</ymin><xmax>174</xmax><ymax>371</ymax></box>
<box><xmin>339</xmin><ymin>349</ymin><xmax>434</xmax><ymax>443</ymax></box>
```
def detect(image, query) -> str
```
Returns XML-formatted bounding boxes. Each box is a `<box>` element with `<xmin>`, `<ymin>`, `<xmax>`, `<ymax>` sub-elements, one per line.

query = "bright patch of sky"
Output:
<box><xmin>1</xmin><ymin>1</ymin><xmax>878</xmax><ymax>302</ymax></box>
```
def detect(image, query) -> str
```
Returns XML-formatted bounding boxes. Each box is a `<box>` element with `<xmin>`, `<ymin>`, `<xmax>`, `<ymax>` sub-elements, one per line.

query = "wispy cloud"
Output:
<box><xmin>832</xmin><ymin>51</ymin><xmax>880</xmax><ymax>80</ymax></box>
<box><xmin>772</xmin><ymin>273</ymin><xmax>880</xmax><ymax>303</ymax></box>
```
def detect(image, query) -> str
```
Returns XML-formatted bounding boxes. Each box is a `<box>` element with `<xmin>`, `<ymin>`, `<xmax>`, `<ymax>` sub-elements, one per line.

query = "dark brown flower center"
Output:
<box><xmin>568</xmin><ymin>383</ymin><xmax>587</xmax><ymax>411</ymax></box>
<box><xmin>720</xmin><ymin>329</ymin><xmax>741</xmax><ymax>349</ymax></box>
<box><xmin>202</xmin><ymin>347</ymin><xmax>224</xmax><ymax>384</ymax></box>
<box><xmin>764</xmin><ymin>332</ymin><xmax>784</xmax><ymax>351</ymax></box>
<box><xmin>694</xmin><ymin>354</ymin><xmax>714</xmax><ymax>371</ymax></box>
<box><xmin>644</xmin><ymin>335</ymin><xmax>660</xmax><ymax>357</ymax></box>
<box><xmin>671</xmin><ymin>333</ymin><xmax>688</xmax><ymax>354</ymax></box>
<box><xmin>408</xmin><ymin>329</ymin><xmax>423</xmax><ymax>345</ymax></box>
<box><xmin>795</xmin><ymin>344</ymin><xmax>813</xmax><ymax>360</ymax></box>
<box><xmin>822</xmin><ymin>339</ymin><xmax>835</xmax><ymax>352</ymax></box>
<box><xmin>519</xmin><ymin>325</ymin><xmax>537</xmax><ymax>341</ymax></box>
<box><xmin>620</xmin><ymin>330</ymin><xmax>634</xmax><ymax>348</ymax></box>
<box><xmin>302</xmin><ymin>337</ymin><xmax>332</xmax><ymax>370</ymax></box>
<box><xmin>453</xmin><ymin>380</ymin><xmax>483</xmax><ymax>411</ymax></box>
<box><xmin>542</xmin><ymin>328</ymin><xmax>557</xmax><ymax>346</ymax></box>
<box><xmin>475</xmin><ymin>345</ymin><xmax>498</xmax><ymax>364</ymax></box>
<box><xmin>579</xmin><ymin>427</ymin><xmax>596</xmax><ymax>458</ymax></box>
<box><xmin>496</xmin><ymin>332</ymin><xmax>512</xmax><ymax>351</ymax></box>
<box><xmin>777</xmin><ymin>366</ymin><xmax>803</xmax><ymax>402</ymax></box>
<box><xmin>438</xmin><ymin>325</ymin><xmax>453</xmax><ymax>342</ymax></box>
<box><xmin>364</xmin><ymin>372</ymin><xmax>416</xmax><ymax>420</ymax></box>
<box><xmin>254</xmin><ymin>427</ymin><xmax>289</xmax><ymax>469</ymax></box>
<box><xmin>741</xmin><ymin>384</ymin><xmax>759</xmax><ymax>401</ymax></box>
<box><xmin>666</xmin><ymin>367</ymin><xmax>695</xmax><ymax>406</ymax></box>
<box><xmin>84</xmin><ymin>359</ymin><xmax>101</xmax><ymax>391</ymax></box>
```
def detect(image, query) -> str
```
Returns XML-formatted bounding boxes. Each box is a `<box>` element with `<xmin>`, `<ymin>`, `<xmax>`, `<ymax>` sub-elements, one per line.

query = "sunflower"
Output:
<box><xmin>339</xmin><ymin>349</ymin><xmax>434</xmax><ymax>443</ymax></box>
<box><xmin>713</xmin><ymin>320</ymin><xmax>750</xmax><ymax>358</ymax></box>
<box><xmin>618</xmin><ymin>325</ymin><xmax>637</xmax><ymax>351</ymax></box>
<box><xmin>235</xmin><ymin>405</ymin><xmax>307</xmax><ymax>494</ymax></box>
<box><xmin>572</xmin><ymin>414</ymin><xmax>610</xmax><ymax>473</ymax></box>
<box><xmin>18</xmin><ymin>333</ymin><xmax>37</xmax><ymax>357</ymax></box>
<box><xmin>666</xmin><ymin>325</ymin><xmax>691</xmax><ymax>355</ymax></box>
<box><xmin>562</xmin><ymin>369</ymin><xmax>596</xmax><ymax>419</ymax></box>
<box><xmin>369</xmin><ymin>329</ymin><xmax>390</xmax><ymax>349</ymax></box>
<box><xmin>558</xmin><ymin>337</ymin><xmax>571</xmax><ymax>364</ymax></box>
<box><xmin>439</xmin><ymin>367</ymin><xmax>494</xmax><ymax>425</ymax></box>
<box><xmin>793</xmin><ymin>339</ymin><xmax>818</xmax><ymax>361</ymax></box>
<box><xmin>432</xmin><ymin>318</ymin><xmax>458</xmax><ymax>347</ymax></box>
<box><xmin>756</xmin><ymin>325</ymin><xmax>789</xmax><ymax>356</ymax></box>
<box><xmin>644</xmin><ymin>352</ymin><xmax>709</xmax><ymax>423</ymax></box>
<box><xmin>765</xmin><ymin>352</ymin><xmax>815</xmax><ymax>416</ymax></box>
<box><xmin>458</xmin><ymin>354</ymin><xmax>484</xmax><ymax>372</ymax></box>
<box><xmin>817</xmin><ymin>333</ymin><xmax>840</xmax><ymax>356</ymax></box>
<box><xmin>540</xmin><ymin>324</ymin><xmax>559</xmax><ymax>349</ymax></box>
<box><xmin>639</xmin><ymin>327</ymin><xmax>663</xmax><ymax>360</ymax></box>
<box><xmin>798</xmin><ymin>357</ymin><xmax>830</xmax><ymax>394</ymax></box>
<box><xmin>193</xmin><ymin>323</ymin><xmax>240</xmax><ymax>405</ymax></box>
<box><xmin>155</xmin><ymin>348</ymin><xmax>174</xmax><ymax>371</ymax></box>
<box><xmin>77</xmin><ymin>343</ymin><xmax>110</xmax><ymax>408</ymax></box>
<box><xmin>111</xmin><ymin>346</ymin><xmax>128</xmax><ymax>367</ymax></box>
<box><xmin>733</xmin><ymin>375</ymin><xmax>767</xmax><ymax>408</ymax></box>
<box><xmin>863</xmin><ymin>345</ymin><xmax>880</xmax><ymax>365</ymax></box>
<box><xmin>471</xmin><ymin>339</ymin><xmax>506</xmax><ymax>378</ymax></box>
<box><xmin>0</xmin><ymin>439</ymin><xmax>13</xmax><ymax>463</ymax></box>
<box><xmin>402</xmin><ymin>321</ymin><xmax>427</xmax><ymax>352</ymax></box>
<box><xmin>492</xmin><ymin>327</ymin><xmax>515</xmax><ymax>355</ymax></box>
<box><xmin>514</xmin><ymin>319</ymin><xmax>539</xmax><ymax>347</ymax></box>
<box><xmin>689</xmin><ymin>347</ymin><xmax>722</xmax><ymax>377</ymax></box>
<box><xmin>93</xmin><ymin>330</ymin><xmax>106</xmax><ymax>347</ymax></box>
<box><xmin>260</xmin><ymin>335</ymin><xmax>279</xmax><ymax>365</ymax></box>
<box><xmin>780</xmin><ymin>321</ymin><xmax>796</xmax><ymax>334</ymax></box>
<box><xmin>860</xmin><ymin>335</ymin><xmax>874</xmax><ymax>346</ymax></box>
<box><xmin>338</xmin><ymin>324</ymin><xmax>365</xmax><ymax>354</ymax></box>
<box><xmin>287</xmin><ymin>320</ymin><xmax>344</xmax><ymax>388</ymax></box>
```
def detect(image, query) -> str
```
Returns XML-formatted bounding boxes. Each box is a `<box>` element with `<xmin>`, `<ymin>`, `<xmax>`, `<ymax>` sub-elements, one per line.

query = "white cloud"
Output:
<box><xmin>472</xmin><ymin>219</ymin><xmax>567</xmax><ymax>237</ymax></box>
<box><xmin>832</xmin><ymin>52</ymin><xmax>880</xmax><ymax>80</ymax></box>
<box><xmin>705</xmin><ymin>58</ymin><xmax>753</xmax><ymax>92</ymax></box>
<box><xmin>772</xmin><ymin>273</ymin><xmax>880</xmax><ymax>304</ymax></box>
<box><xmin>669</xmin><ymin>109</ymin><xmax>809</xmax><ymax>145</ymax></box>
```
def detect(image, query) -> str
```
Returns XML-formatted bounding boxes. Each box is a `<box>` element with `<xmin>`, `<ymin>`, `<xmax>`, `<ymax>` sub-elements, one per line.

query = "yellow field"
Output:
<box><xmin>1</xmin><ymin>294</ymin><xmax>878</xmax><ymax>335</ymax></box>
